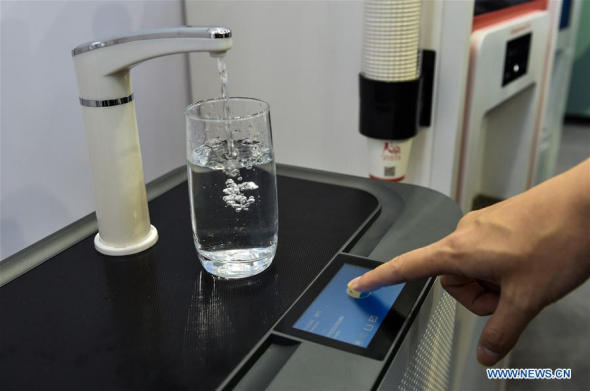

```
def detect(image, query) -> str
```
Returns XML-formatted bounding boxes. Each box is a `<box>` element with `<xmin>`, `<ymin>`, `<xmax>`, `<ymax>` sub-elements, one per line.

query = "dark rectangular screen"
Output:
<box><xmin>293</xmin><ymin>264</ymin><xmax>404</xmax><ymax>348</ymax></box>
<box><xmin>503</xmin><ymin>33</ymin><xmax>532</xmax><ymax>86</ymax></box>
<box><xmin>474</xmin><ymin>0</ymin><xmax>534</xmax><ymax>16</ymax></box>
<box><xmin>559</xmin><ymin>0</ymin><xmax>573</xmax><ymax>30</ymax></box>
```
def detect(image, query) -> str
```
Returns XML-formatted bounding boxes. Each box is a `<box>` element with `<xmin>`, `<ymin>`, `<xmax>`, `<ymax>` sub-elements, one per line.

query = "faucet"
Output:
<box><xmin>72</xmin><ymin>26</ymin><xmax>232</xmax><ymax>256</ymax></box>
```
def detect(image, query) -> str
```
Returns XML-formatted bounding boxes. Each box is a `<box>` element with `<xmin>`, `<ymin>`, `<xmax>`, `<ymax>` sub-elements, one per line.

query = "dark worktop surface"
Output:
<box><xmin>0</xmin><ymin>175</ymin><xmax>379</xmax><ymax>391</ymax></box>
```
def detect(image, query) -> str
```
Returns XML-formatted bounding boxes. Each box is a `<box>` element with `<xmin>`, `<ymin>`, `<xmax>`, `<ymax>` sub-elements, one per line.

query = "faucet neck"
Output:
<box><xmin>73</xmin><ymin>26</ymin><xmax>232</xmax><ymax>100</ymax></box>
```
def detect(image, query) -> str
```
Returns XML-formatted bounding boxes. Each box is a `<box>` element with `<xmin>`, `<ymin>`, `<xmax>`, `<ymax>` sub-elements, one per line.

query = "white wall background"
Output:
<box><xmin>0</xmin><ymin>1</ymin><xmax>195</xmax><ymax>259</ymax></box>
<box><xmin>188</xmin><ymin>1</ymin><xmax>371</xmax><ymax>179</ymax></box>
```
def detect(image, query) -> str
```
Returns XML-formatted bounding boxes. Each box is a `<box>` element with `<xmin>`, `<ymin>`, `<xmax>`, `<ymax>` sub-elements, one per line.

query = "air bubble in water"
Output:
<box><xmin>222</xmin><ymin>179</ymin><xmax>258</xmax><ymax>211</ymax></box>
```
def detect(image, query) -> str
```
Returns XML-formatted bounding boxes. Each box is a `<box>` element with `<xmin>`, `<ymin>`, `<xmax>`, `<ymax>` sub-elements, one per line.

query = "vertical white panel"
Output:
<box><xmin>534</xmin><ymin>0</ymin><xmax>583</xmax><ymax>184</ymax></box>
<box><xmin>429</xmin><ymin>0</ymin><xmax>474</xmax><ymax>197</ymax></box>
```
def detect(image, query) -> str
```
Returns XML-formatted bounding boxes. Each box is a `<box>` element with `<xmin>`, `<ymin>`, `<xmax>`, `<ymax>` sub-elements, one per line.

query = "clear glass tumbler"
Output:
<box><xmin>186</xmin><ymin>98</ymin><xmax>278</xmax><ymax>279</ymax></box>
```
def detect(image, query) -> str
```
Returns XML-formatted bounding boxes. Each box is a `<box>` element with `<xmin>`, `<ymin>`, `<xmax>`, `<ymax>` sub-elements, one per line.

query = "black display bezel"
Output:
<box><xmin>275</xmin><ymin>253</ymin><xmax>429</xmax><ymax>360</ymax></box>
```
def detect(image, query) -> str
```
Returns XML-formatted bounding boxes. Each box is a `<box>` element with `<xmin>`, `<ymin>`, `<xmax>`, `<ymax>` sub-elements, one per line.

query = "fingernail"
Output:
<box><xmin>478</xmin><ymin>345</ymin><xmax>501</xmax><ymax>366</ymax></box>
<box><xmin>479</xmin><ymin>345</ymin><xmax>500</xmax><ymax>358</ymax></box>
<box><xmin>348</xmin><ymin>276</ymin><xmax>361</xmax><ymax>290</ymax></box>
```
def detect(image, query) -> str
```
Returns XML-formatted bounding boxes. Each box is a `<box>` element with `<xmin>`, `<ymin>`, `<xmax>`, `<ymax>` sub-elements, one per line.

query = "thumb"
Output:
<box><xmin>477</xmin><ymin>295</ymin><xmax>538</xmax><ymax>366</ymax></box>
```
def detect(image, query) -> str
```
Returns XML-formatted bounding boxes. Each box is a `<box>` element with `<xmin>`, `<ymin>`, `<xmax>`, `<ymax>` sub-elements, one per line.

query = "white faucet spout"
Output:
<box><xmin>72</xmin><ymin>26</ymin><xmax>232</xmax><ymax>256</ymax></box>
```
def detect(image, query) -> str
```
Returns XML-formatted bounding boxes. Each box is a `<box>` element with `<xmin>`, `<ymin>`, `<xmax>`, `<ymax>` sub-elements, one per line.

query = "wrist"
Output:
<box><xmin>567</xmin><ymin>159</ymin><xmax>590</xmax><ymax>268</ymax></box>
<box><xmin>567</xmin><ymin>159</ymin><xmax>590</xmax><ymax>218</ymax></box>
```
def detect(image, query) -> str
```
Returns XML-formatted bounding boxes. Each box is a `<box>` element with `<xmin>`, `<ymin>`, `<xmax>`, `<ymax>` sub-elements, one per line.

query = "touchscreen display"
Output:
<box><xmin>293</xmin><ymin>264</ymin><xmax>404</xmax><ymax>348</ymax></box>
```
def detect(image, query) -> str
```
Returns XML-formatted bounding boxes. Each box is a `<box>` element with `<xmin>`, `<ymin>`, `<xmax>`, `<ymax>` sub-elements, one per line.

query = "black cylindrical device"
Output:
<box><xmin>359</xmin><ymin>0</ymin><xmax>423</xmax><ymax>182</ymax></box>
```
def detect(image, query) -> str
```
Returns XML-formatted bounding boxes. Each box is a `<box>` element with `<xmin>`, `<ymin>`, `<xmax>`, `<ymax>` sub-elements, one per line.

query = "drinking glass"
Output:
<box><xmin>186</xmin><ymin>98</ymin><xmax>278</xmax><ymax>278</ymax></box>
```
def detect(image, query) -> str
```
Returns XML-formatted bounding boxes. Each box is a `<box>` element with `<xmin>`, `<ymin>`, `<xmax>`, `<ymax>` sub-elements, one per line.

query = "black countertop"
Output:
<box><xmin>0</xmin><ymin>166</ymin><xmax>462</xmax><ymax>391</ymax></box>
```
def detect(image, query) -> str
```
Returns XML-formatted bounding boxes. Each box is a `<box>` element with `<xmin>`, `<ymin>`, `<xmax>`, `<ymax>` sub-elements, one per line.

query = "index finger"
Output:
<box><xmin>348</xmin><ymin>241</ymin><xmax>457</xmax><ymax>292</ymax></box>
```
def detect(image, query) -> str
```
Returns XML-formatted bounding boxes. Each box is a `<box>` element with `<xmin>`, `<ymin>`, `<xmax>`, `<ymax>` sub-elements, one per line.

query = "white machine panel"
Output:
<box><xmin>458</xmin><ymin>11</ymin><xmax>550</xmax><ymax>212</ymax></box>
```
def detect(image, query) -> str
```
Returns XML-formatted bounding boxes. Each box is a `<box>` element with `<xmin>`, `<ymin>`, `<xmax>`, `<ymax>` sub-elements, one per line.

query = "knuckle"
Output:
<box><xmin>506</xmin><ymin>293</ymin><xmax>541</xmax><ymax>320</ymax></box>
<box><xmin>440</xmin><ymin>275</ymin><xmax>453</xmax><ymax>287</ymax></box>
<box><xmin>482</xmin><ymin>325</ymin><xmax>514</xmax><ymax>353</ymax></box>
<box><xmin>458</xmin><ymin>211</ymin><xmax>479</xmax><ymax>227</ymax></box>
<box><xmin>440</xmin><ymin>233</ymin><xmax>466</xmax><ymax>264</ymax></box>
<box><xmin>387</xmin><ymin>255</ymin><xmax>407</xmax><ymax>282</ymax></box>
<box><xmin>443</xmin><ymin>233</ymin><xmax>462</xmax><ymax>252</ymax></box>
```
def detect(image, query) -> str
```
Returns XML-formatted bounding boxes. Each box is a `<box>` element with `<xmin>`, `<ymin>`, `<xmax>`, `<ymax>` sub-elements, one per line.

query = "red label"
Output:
<box><xmin>510</xmin><ymin>23</ymin><xmax>531</xmax><ymax>35</ymax></box>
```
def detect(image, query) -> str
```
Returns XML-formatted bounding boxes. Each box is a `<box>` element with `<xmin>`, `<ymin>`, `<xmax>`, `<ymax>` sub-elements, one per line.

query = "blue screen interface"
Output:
<box><xmin>293</xmin><ymin>264</ymin><xmax>405</xmax><ymax>348</ymax></box>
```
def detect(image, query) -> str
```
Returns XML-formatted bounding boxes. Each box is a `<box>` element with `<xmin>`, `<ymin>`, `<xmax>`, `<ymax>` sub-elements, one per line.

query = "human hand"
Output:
<box><xmin>348</xmin><ymin>159</ymin><xmax>590</xmax><ymax>366</ymax></box>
